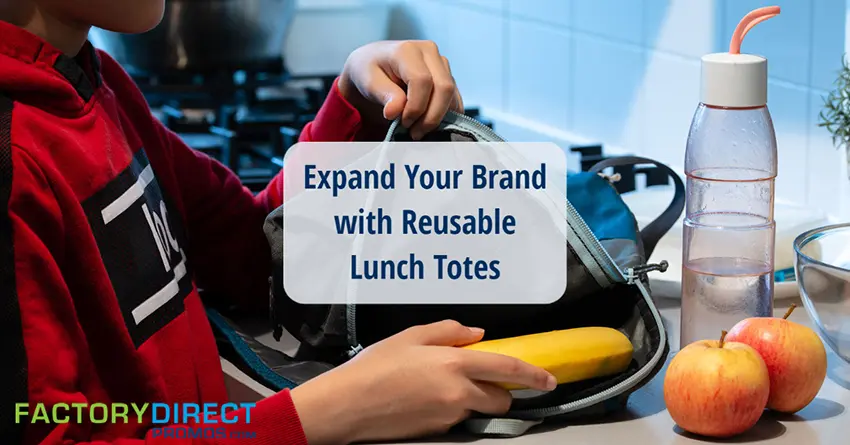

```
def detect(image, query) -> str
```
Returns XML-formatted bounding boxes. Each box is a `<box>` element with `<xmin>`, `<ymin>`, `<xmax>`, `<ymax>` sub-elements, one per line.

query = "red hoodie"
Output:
<box><xmin>0</xmin><ymin>21</ymin><xmax>380</xmax><ymax>445</ymax></box>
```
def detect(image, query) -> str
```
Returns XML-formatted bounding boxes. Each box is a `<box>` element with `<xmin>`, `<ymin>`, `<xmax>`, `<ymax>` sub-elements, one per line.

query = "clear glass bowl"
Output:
<box><xmin>794</xmin><ymin>223</ymin><xmax>850</xmax><ymax>363</ymax></box>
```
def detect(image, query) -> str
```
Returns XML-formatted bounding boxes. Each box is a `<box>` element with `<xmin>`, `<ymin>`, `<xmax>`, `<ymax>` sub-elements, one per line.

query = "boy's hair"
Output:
<box><xmin>10</xmin><ymin>0</ymin><xmax>166</xmax><ymax>35</ymax></box>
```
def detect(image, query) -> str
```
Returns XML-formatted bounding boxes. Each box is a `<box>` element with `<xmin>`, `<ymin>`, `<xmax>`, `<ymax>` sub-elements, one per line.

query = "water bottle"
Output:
<box><xmin>680</xmin><ymin>6</ymin><xmax>780</xmax><ymax>347</ymax></box>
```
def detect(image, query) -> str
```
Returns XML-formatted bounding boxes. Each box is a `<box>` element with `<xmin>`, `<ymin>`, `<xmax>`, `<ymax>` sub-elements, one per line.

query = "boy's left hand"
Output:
<box><xmin>338</xmin><ymin>40</ymin><xmax>464</xmax><ymax>140</ymax></box>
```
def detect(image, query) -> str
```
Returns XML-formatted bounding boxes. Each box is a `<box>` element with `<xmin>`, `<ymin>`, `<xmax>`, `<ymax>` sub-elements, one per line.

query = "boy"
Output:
<box><xmin>0</xmin><ymin>1</ymin><xmax>556</xmax><ymax>444</ymax></box>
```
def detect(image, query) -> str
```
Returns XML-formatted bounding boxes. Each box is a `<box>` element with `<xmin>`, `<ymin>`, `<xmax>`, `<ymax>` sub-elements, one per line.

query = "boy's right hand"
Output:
<box><xmin>290</xmin><ymin>320</ymin><xmax>556</xmax><ymax>445</ymax></box>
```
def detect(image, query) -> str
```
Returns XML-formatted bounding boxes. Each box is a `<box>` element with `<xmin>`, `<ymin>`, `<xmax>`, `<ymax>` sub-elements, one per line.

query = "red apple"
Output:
<box><xmin>726</xmin><ymin>304</ymin><xmax>828</xmax><ymax>413</ymax></box>
<box><xmin>664</xmin><ymin>331</ymin><xmax>770</xmax><ymax>438</ymax></box>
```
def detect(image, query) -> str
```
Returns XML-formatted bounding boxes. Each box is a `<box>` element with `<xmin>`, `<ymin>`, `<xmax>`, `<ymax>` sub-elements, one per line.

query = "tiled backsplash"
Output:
<box><xmin>385</xmin><ymin>0</ymin><xmax>850</xmax><ymax>218</ymax></box>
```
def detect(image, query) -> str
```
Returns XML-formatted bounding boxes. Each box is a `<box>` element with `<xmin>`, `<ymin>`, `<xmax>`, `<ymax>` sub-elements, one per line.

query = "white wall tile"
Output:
<box><xmin>807</xmin><ymin>90</ymin><xmax>848</xmax><ymax>216</ymax></box>
<box><xmin>484</xmin><ymin>116</ymin><xmax>582</xmax><ymax>170</ymax></box>
<box><xmin>722</xmin><ymin>0</ymin><xmax>812</xmax><ymax>86</ymax></box>
<box><xmin>810</xmin><ymin>0</ymin><xmax>846</xmax><ymax>92</ymax></box>
<box><xmin>297</xmin><ymin>0</ymin><xmax>378</xmax><ymax>6</ymax></box>
<box><xmin>641</xmin><ymin>53</ymin><xmax>700</xmax><ymax>171</ymax></box>
<box><xmin>507</xmin><ymin>20</ymin><xmax>571</xmax><ymax>128</ymax></box>
<box><xmin>573</xmin><ymin>0</ymin><xmax>645</xmax><ymax>44</ymax></box>
<box><xmin>645</xmin><ymin>0</ymin><xmax>719</xmax><ymax>58</ymax></box>
<box><xmin>507</xmin><ymin>0</ymin><xmax>571</xmax><ymax>27</ymax></box>
<box><xmin>447</xmin><ymin>0</ymin><xmax>506</xmax><ymax>13</ymax></box>
<box><xmin>572</xmin><ymin>35</ymin><xmax>646</xmax><ymax>149</ymax></box>
<box><xmin>394</xmin><ymin>1</ymin><xmax>506</xmax><ymax>109</ymax></box>
<box><xmin>386</xmin><ymin>0</ymin><xmax>849</xmax><ymax>213</ymax></box>
<box><xmin>768</xmin><ymin>82</ymin><xmax>810</xmax><ymax>204</ymax></box>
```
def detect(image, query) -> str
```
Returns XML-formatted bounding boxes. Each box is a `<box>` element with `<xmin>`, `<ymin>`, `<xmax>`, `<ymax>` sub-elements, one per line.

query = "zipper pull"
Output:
<box><xmin>627</xmin><ymin>261</ymin><xmax>669</xmax><ymax>284</ymax></box>
<box><xmin>597</xmin><ymin>172</ymin><xmax>622</xmax><ymax>184</ymax></box>
<box><xmin>347</xmin><ymin>344</ymin><xmax>364</xmax><ymax>358</ymax></box>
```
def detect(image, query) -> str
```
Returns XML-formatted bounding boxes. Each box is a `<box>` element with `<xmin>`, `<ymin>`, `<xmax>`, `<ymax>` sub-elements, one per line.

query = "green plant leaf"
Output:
<box><xmin>820</xmin><ymin>55</ymin><xmax>850</xmax><ymax>155</ymax></box>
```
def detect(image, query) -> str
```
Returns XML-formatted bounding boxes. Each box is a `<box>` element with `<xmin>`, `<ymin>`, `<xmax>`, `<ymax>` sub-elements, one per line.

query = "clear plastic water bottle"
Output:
<box><xmin>680</xmin><ymin>6</ymin><xmax>780</xmax><ymax>348</ymax></box>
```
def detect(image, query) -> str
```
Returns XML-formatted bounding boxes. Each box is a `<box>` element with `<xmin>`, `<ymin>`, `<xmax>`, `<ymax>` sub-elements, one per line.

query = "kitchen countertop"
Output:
<box><xmin>223</xmin><ymin>297</ymin><xmax>850</xmax><ymax>444</ymax></box>
<box><xmin>389</xmin><ymin>297</ymin><xmax>850</xmax><ymax>444</ymax></box>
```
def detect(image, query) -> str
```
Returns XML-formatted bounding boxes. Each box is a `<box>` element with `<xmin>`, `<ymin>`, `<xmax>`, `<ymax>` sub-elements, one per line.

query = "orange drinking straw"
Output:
<box><xmin>729</xmin><ymin>6</ymin><xmax>781</xmax><ymax>54</ymax></box>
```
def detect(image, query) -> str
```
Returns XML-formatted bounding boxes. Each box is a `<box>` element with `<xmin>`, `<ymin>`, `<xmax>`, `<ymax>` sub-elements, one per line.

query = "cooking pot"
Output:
<box><xmin>89</xmin><ymin>0</ymin><xmax>296</xmax><ymax>74</ymax></box>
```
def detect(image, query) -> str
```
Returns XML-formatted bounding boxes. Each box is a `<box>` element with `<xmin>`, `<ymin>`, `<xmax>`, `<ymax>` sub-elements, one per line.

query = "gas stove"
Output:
<box><xmin>570</xmin><ymin>145</ymin><xmax>671</xmax><ymax>193</ymax></box>
<box><xmin>134</xmin><ymin>64</ymin><xmax>492</xmax><ymax>192</ymax></box>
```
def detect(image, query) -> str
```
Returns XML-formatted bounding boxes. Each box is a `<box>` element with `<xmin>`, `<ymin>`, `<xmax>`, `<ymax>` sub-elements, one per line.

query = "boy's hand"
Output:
<box><xmin>338</xmin><ymin>40</ymin><xmax>464</xmax><ymax>140</ymax></box>
<box><xmin>290</xmin><ymin>320</ymin><xmax>556</xmax><ymax>445</ymax></box>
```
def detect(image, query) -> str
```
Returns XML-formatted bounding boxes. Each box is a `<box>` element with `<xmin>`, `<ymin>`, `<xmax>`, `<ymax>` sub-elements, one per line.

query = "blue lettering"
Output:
<box><xmin>351</xmin><ymin>254</ymin><xmax>423</xmax><ymax>280</ymax></box>
<box><xmin>334</xmin><ymin>208</ymin><xmax>391</xmax><ymax>235</ymax></box>
<box><xmin>333</xmin><ymin>170</ymin><xmax>346</xmax><ymax>195</ymax></box>
<box><xmin>202</xmin><ymin>403</ymin><xmax>217</xmax><ymax>424</ymax></box>
<box><xmin>186</xmin><ymin>427</ymin><xmax>202</xmax><ymax>439</ymax></box>
<box><xmin>401</xmin><ymin>210</ymin><xmax>416</xmax><ymax>234</ymax></box>
<box><xmin>472</xmin><ymin>165</ymin><xmax>486</xmax><ymax>189</ymax></box>
<box><xmin>334</xmin><ymin>214</ymin><xmax>357</xmax><ymax>234</ymax></box>
<box><xmin>351</xmin><ymin>255</ymin><xmax>362</xmax><ymax>280</ymax></box>
<box><xmin>433</xmin><ymin>256</ymin><xmax>501</xmax><ymax>280</ymax></box>
<box><xmin>151</xmin><ymin>427</ymin><xmax>225</xmax><ymax>439</ymax></box>
<box><xmin>434</xmin><ymin>255</ymin><xmax>448</xmax><ymax>279</ymax></box>
<box><xmin>151</xmin><ymin>403</ymin><xmax>169</xmax><ymax>424</ymax></box>
<box><xmin>239</xmin><ymin>403</ymin><xmax>254</xmax><ymax>423</ymax></box>
<box><xmin>304</xmin><ymin>165</ymin><xmax>317</xmax><ymax>189</ymax></box>
<box><xmin>182</xmin><ymin>403</ymin><xmax>200</xmax><ymax>424</ymax></box>
<box><xmin>471</xmin><ymin>164</ymin><xmax>547</xmax><ymax>189</ymax></box>
<box><xmin>401</xmin><ymin>208</ymin><xmax>516</xmax><ymax>235</ymax></box>
<box><xmin>304</xmin><ymin>165</ymin><xmax>396</xmax><ymax>197</ymax></box>
<box><xmin>404</xmin><ymin>164</ymin><xmax>462</xmax><ymax>190</ymax></box>
<box><xmin>490</xmin><ymin>260</ymin><xmax>501</xmax><ymax>279</ymax></box>
<box><xmin>220</xmin><ymin>403</ymin><xmax>238</xmax><ymax>424</ymax></box>
<box><xmin>151</xmin><ymin>425</ymin><xmax>232</xmax><ymax>439</ymax></box>
<box><xmin>404</xmin><ymin>164</ymin><xmax>419</xmax><ymax>189</ymax></box>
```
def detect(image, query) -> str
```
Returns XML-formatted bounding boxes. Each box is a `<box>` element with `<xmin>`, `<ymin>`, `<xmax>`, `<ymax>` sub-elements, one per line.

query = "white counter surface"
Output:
<box><xmin>390</xmin><ymin>298</ymin><xmax>850</xmax><ymax>444</ymax></box>
<box><xmin>223</xmin><ymin>297</ymin><xmax>850</xmax><ymax>444</ymax></box>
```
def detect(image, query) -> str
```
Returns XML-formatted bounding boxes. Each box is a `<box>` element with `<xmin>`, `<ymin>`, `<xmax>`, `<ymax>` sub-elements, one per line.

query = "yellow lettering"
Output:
<box><xmin>112</xmin><ymin>403</ymin><xmax>128</xmax><ymax>424</ymax></box>
<box><xmin>71</xmin><ymin>403</ymin><xmax>87</xmax><ymax>423</ymax></box>
<box><xmin>90</xmin><ymin>403</ymin><xmax>108</xmax><ymax>424</ymax></box>
<box><xmin>52</xmin><ymin>403</ymin><xmax>69</xmax><ymax>423</ymax></box>
<box><xmin>15</xmin><ymin>404</ymin><xmax>28</xmax><ymax>423</ymax></box>
<box><xmin>133</xmin><ymin>403</ymin><xmax>149</xmax><ymax>423</ymax></box>
<box><xmin>32</xmin><ymin>404</ymin><xmax>49</xmax><ymax>423</ymax></box>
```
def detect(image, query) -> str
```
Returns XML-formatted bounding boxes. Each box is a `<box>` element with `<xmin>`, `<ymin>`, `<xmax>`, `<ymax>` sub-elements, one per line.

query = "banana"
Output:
<box><xmin>460</xmin><ymin>327</ymin><xmax>635</xmax><ymax>390</ymax></box>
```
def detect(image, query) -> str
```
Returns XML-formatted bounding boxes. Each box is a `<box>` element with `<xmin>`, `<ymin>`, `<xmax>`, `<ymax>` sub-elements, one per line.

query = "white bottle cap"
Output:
<box><xmin>701</xmin><ymin>53</ymin><xmax>767</xmax><ymax>108</ymax></box>
<box><xmin>699</xmin><ymin>5</ymin><xmax>780</xmax><ymax>108</ymax></box>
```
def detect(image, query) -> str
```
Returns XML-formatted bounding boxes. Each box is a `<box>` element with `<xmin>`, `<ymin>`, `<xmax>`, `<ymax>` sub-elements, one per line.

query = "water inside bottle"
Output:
<box><xmin>680</xmin><ymin>166</ymin><xmax>776</xmax><ymax>348</ymax></box>
<box><xmin>681</xmin><ymin>256</ymin><xmax>774</xmax><ymax>347</ymax></box>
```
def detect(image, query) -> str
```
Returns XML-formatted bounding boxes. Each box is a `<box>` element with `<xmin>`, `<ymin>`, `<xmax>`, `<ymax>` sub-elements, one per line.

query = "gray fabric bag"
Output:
<box><xmin>243</xmin><ymin>112</ymin><xmax>685</xmax><ymax>437</ymax></box>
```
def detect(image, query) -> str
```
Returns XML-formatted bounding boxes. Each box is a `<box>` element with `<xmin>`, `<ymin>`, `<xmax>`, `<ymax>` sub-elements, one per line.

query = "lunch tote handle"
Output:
<box><xmin>589</xmin><ymin>156</ymin><xmax>685</xmax><ymax>258</ymax></box>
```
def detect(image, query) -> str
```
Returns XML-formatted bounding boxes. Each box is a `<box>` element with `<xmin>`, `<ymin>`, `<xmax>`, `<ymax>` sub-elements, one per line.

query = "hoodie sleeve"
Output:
<box><xmin>158</xmin><ymin>78</ymin><xmax>387</xmax><ymax>312</ymax></box>
<box><xmin>3</xmin><ymin>144</ymin><xmax>307</xmax><ymax>445</ymax></box>
<box><xmin>230</xmin><ymin>78</ymin><xmax>390</xmax><ymax>223</ymax></box>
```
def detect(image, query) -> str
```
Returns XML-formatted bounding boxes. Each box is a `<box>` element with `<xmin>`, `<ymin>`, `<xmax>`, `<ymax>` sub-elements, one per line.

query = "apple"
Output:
<box><xmin>664</xmin><ymin>331</ymin><xmax>770</xmax><ymax>438</ymax></box>
<box><xmin>726</xmin><ymin>304</ymin><xmax>828</xmax><ymax>413</ymax></box>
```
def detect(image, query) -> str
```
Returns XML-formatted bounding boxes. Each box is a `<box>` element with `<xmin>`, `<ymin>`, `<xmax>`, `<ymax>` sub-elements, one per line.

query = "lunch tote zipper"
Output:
<box><xmin>348</xmin><ymin>111</ymin><xmax>663</xmax><ymax>369</ymax></box>
<box><xmin>444</xmin><ymin>112</ymin><xmax>624</xmax><ymax>286</ymax></box>
<box><xmin>344</xmin><ymin>202</ymin><xmax>633</xmax><ymax>358</ymax></box>
<box><xmin>342</xmin><ymin>112</ymin><xmax>671</xmax><ymax>433</ymax></box>
<box><xmin>346</xmin><ymin>114</ymin><xmax>671</xmax><ymax>432</ymax></box>
<box><xmin>460</xmin><ymin>265</ymin><xmax>668</xmax><ymax>438</ymax></box>
<box><xmin>505</xmin><ymin>265</ymin><xmax>668</xmax><ymax>419</ymax></box>
<box><xmin>461</xmin><ymin>264</ymin><xmax>668</xmax><ymax>440</ymax></box>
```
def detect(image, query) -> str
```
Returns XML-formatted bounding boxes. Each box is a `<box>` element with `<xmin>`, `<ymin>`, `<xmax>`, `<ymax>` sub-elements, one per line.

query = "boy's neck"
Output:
<box><xmin>0</xmin><ymin>4</ymin><xmax>90</xmax><ymax>56</ymax></box>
